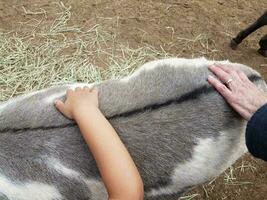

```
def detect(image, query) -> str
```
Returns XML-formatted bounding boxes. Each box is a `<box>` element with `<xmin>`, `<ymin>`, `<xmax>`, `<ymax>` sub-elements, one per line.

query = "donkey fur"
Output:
<box><xmin>0</xmin><ymin>57</ymin><xmax>266</xmax><ymax>200</ymax></box>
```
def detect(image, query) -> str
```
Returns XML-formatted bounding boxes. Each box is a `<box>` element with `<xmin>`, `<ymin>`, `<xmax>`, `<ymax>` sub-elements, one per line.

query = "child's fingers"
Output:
<box><xmin>84</xmin><ymin>86</ymin><xmax>91</xmax><ymax>91</ymax></box>
<box><xmin>92</xmin><ymin>88</ymin><xmax>98</xmax><ymax>93</ymax></box>
<box><xmin>54</xmin><ymin>100</ymin><xmax>65</xmax><ymax>113</ymax></box>
<box><xmin>75</xmin><ymin>87</ymin><xmax>82</xmax><ymax>91</ymax></box>
<box><xmin>66</xmin><ymin>88</ymin><xmax>73</xmax><ymax>97</ymax></box>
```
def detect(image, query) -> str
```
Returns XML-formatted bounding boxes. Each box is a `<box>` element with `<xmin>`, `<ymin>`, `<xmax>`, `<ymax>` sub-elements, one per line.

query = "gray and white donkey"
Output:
<box><xmin>0</xmin><ymin>57</ymin><xmax>266</xmax><ymax>200</ymax></box>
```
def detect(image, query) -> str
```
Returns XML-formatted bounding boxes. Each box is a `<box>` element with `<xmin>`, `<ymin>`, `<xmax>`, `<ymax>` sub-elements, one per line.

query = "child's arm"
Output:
<box><xmin>54</xmin><ymin>86</ymin><xmax>144</xmax><ymax>200</ymax></box>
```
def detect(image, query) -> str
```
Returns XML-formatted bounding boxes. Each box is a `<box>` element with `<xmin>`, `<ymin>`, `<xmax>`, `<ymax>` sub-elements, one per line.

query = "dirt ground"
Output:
<box><xmin>0</xmin><ymin>0</ymin><xmax>267</xmax><ymax>199</ymax></box>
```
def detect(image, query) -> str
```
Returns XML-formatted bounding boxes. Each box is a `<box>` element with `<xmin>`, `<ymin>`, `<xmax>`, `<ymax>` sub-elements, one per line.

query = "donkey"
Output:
<box><xmin>0</xmin><ymin>57</ymin><xmax>266</xmax><ymax>200</ymax></box>
<box><xmin>230</xmin><ymin>10</ymin><xmax>267</xmax><ymax>57</ymax></box>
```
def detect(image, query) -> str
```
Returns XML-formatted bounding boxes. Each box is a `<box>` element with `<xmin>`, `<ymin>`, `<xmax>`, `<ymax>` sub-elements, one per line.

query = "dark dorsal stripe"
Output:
<box><xmin>0</xmin><ymin>75</ymin><xmax>262</xmax><ymax>133</ymax></box>
<box><xmin>108</xmin><ymin>74</ymin><xmax>262</xmax><ymax>119</ymax></box>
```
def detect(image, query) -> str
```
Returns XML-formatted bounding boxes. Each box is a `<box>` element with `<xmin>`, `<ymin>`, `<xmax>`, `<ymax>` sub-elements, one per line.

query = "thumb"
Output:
<box><xmin>54</xmin><ymin>100</ymin><xmax>65</xmax><ymax>114</ymax></box>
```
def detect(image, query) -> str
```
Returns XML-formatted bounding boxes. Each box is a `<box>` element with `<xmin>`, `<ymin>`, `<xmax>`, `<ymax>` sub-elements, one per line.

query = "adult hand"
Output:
<box><xmin>54</xmin><ymin>86</ymin><xmax>99</xmax><ymax>120</ymax></box>
<box><xmin>208</xmin><ymin>64</ymin><xmax>267</xmax><ymax>120</ymax></box>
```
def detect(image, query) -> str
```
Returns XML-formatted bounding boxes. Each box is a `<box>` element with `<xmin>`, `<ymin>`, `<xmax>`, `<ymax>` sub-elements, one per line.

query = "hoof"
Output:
<box><xmin>258</xmin><ymin>49</ymin><xmax>267</xmax><ymax>57</ymax></box>
<box><xmin>230</xmin><ymin>39</ymin><xmax>239</xmax><ymax>50</ymax></box>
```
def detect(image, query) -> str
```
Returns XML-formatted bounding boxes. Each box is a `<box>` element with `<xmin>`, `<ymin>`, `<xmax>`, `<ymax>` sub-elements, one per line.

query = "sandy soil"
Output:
<box><xmin>0</xmin><ymin>0</ymin><xmax>266</xmax><ymax>199</ymax></box>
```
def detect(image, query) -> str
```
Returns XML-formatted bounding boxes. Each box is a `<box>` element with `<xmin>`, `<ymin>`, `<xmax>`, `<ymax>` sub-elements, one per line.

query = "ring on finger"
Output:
<box><xmin>226</xmin><ymin>78</ymin><xmax>233</xmax><ymax>85</ymax></box>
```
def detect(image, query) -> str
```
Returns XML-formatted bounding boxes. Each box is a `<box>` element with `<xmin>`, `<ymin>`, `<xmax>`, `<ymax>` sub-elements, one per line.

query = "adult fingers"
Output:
<box><xmin>214</xmin><ymin>64</ymin><xmax>242</xmax><ymax>82</ymax></box>
<box><xmin>236</xmin><ymin>70</ymin><xmax>251</xmax><ymax>83</ymax></box>
<box><xmin>214</xmin><ymin>63</ymin><xmax>232</xmax><ymax>73</ymax></box>
<box><xmin>209</xmin><ymin>65</ymin><xmax>233</xmax><ymax>84</ymax></box>
<box><xmin>231</xmin><ymin>103</ymin><xmax>251</xmax><ymax>120</ymax></box>
<box><xmin>208</xmin><ymin>75</ymin><xmax>232</xmax><ymax>100</ymax></box>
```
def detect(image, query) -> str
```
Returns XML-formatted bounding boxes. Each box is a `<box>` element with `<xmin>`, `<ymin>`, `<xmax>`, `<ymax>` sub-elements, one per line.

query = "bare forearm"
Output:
<box><xmin>74</xmin><ymin>107</ymin><xmax>144</xmax><ymax>200</ymax></box>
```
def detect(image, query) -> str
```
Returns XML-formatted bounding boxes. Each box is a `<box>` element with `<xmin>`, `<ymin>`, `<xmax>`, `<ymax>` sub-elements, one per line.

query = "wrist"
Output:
<box><xmin>73</xmin><ymin>105</ymin><xmax>100</xmax><ymax>122</ymax></box>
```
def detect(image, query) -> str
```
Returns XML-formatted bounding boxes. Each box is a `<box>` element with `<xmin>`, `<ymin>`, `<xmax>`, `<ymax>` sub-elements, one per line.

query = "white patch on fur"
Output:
<box><xmin>48</xmin><ymin>158</ymin><xmax>81</xmax><ymax>179</ymax></box>
<box><xmin>46</xmin><ymin>158</ymin><xmax>108</xmax><ymax>200</ymax></box>
<box><xmin>147</xmin><ymin>127</ymin><xmax>247</xmax><ymax>197</ymax></box>
<box><xmin>0</xmin><ymin>174</ymin><xmax>62</xmax><ymax>200</ymax></box>
<box><xmin>84</xmin><ymin>179</ymin><xmax>108</xmax><ymax>200</ymax></box>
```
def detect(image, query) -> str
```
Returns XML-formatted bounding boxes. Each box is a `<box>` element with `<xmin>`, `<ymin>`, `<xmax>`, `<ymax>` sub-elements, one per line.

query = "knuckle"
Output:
<box><xmin>217</xmin><ymin>84</ymin><xmax>227</xmax><ymax>91</ymax></box>
<box><xmin>240</xmin><ymin>81</ymin><xmax>248</xmax><ymax>88</ymax></box>
<box><xmin>228</xmin><ymin>96</ymin><xmax>237</xmax><ymax>104</ymax></box>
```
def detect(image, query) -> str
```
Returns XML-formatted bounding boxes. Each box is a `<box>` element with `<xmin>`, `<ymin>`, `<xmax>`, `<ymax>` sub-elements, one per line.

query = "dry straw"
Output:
<box><xmin>0</xmin><ymin>2</ymin><xmax>169</xmax><ymax>101</ymax></box>
<box><xmin>0</xmin><ymin>2</ymin><xmax>220</xmax><ymax>102</ymax></box>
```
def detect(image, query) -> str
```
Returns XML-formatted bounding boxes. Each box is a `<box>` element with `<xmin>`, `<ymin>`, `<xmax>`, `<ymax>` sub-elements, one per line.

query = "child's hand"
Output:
<box><xmin>54</xmin><ymin>86</ymin><xmax>99</xmax><ymax>120</ymax></box>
